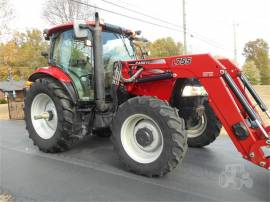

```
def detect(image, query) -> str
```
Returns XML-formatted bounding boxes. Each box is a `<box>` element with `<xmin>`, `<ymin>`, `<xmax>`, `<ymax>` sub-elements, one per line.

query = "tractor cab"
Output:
<box><xmin>44</xmin><ymin>19</ymin><xmax>137</xmax><ymax>102</ymax></box>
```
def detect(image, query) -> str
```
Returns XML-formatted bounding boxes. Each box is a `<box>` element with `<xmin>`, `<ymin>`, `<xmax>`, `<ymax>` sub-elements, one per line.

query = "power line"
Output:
<box><xmin>71</xmin><ymin>0</ymin><xmax>232</xmax><ymax>52</ymax></box>
<box><xmin>191</xmin><ymin>35</ymin><xmax>232</xmax><ymax>52</ymax></box>
<box><xmin>101</xmin><ymin>0</ymin><xmax>231</xmax><ymax>52</ymax></box>
<box><xmin>115</xmin><ymin>0</ymin><xmax>139</xmax><ymax>8</ymax></box>
<box><xmin>100</xmin><ymin>0</ymin><xmax>181</xmax><ymax>28</ymax></box>
<box><xmin>189</xmin><ymin>32</ymin><xmax>231</xmax><ymax>51</ymax></box>
<box><xmin>71</xmin><ymin>0</ymin><xmax>182</xmax><ymax>32</ymax></box>
<box><xmin>101</xmin><ymin>0</ymin><xmax>230</xmax><ymax>51</ymax></box>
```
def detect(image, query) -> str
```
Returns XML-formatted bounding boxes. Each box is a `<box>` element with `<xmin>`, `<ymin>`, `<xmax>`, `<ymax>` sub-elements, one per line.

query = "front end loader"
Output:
<box><xmin>24</xmin><ymin>13</ymin><xmax>270</xmax><ymax>177</ymax></box>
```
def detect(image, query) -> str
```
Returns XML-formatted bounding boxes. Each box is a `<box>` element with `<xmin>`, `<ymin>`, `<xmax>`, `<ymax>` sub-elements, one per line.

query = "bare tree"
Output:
<box><xmin>0</xmin><ymin>0</ymin><xmax>14</xmax><ymax>34</ymax></box>
<box><xmin>43</xmin><ymin>0</ymin><xmax>94</xmax><ymax>25</ymax></box>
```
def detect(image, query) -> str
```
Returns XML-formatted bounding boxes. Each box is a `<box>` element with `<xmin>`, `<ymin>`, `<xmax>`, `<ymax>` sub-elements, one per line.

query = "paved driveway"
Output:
<box><xmin>0</xmin><ymin>120</ymin><xmax>269</xmax><ymax>201</ymax></box>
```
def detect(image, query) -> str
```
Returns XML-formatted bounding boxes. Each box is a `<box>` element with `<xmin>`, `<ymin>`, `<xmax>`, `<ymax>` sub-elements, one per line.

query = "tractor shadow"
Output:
<box><xmin>66</xmin><ymin>133</ymin><xmax>226</xmax><ymax>174</ymax></box>
<box><xmin>64</xmin><ymin>134</ymin><xmax>123</xmax><ymax>168</ymax></box>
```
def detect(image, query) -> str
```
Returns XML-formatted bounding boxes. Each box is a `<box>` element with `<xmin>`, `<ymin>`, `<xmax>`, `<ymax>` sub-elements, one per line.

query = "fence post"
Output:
<box><xmin>7</xmin><ymin>95</ymin><xmax>11</xmax><ymax>120</ymax></box>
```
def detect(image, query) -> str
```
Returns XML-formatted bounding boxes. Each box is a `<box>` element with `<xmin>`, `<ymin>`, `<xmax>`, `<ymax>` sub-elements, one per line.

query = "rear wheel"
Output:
<box><xmin>111</xmin><ymin>96</ymin><xmax>187</xmax><ymax>177</ymax></box>
<box><xmin>24</xmin><ymin>78</ymin><xmax>82</xmax><ymax>153</ymax></box>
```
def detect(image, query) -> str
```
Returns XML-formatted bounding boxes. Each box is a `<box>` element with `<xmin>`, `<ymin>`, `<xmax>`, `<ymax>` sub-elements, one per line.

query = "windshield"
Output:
<box><xmin>102</xmin><ymin>32</ymin><xmax>136</xmax><ymax>88</ymax></box>
<box><xmin>102</xmin><ymin>32</ymin><xmax>136</xmax><ymax>72</ymax></box>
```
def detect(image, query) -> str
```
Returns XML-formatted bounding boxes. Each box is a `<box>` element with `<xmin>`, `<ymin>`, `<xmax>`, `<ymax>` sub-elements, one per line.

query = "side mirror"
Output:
<box><xmin>74</xmin><ymin>20</ymin><xmax>89</xmax><ymax>39</ymax></box>
<box><xmin>41</xmin><ymin>51</ymin><xmax>48</xmax><ymax>58</ymax></box>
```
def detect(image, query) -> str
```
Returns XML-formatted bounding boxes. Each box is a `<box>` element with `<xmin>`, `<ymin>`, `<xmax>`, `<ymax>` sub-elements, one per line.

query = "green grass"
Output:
<box><xmin>0</xmin><ymin>99</ymin><xmax>7</xmax><ymax>104</ymax></box>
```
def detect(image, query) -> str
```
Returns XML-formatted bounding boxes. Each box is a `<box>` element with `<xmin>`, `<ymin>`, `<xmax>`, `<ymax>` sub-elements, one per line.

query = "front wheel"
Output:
<box><xmin>186</xmin><ymin>101</ymin><xmax>221</xmax><ymax>147</ymax></box>
<box><xmin>111</xmin><ymin>96</ymin><xmax>187</xmax><ymax>177</ymax></box>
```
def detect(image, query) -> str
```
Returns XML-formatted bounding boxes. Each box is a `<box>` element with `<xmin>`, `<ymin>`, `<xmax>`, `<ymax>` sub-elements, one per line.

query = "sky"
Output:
<box><xmin>8</xmin><ymin>0</ymin><xmax>270</xmax><ymax>65</ymax></box>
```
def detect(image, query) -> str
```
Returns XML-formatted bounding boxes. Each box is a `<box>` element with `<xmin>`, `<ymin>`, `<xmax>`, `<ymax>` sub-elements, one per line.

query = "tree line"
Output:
<box><xmin>242</xmin><ymin>39</ymin><xmax>270</xmax><ymax>85</ymax></box>
<box><xmin>0</xmin><ymin>30</ymin><xmax>48</xmax><ymax>80</ymax></box>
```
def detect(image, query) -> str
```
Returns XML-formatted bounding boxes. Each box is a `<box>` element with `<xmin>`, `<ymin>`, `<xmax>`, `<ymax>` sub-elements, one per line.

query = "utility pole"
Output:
<box><xmin>182</xmin><ymin>0</ymin><xmax>187</xmax><ymax>54</ymax></box>
<box><xmin>233</xmin><ymin>21</ymin><xmax>238</xmax><ymax>64</ymax></box>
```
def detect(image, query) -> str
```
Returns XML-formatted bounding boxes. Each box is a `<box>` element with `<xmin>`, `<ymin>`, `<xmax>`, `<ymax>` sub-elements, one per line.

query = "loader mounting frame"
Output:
<box><xmin>121</xmin><ymin>54</ymin><xmax>270</xmax><ymax>170</ymax></box>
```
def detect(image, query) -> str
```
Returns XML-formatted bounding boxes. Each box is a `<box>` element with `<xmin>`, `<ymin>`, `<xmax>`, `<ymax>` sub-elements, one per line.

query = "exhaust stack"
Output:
<box><xmin>93</xmin><ymin>12</ymin><xmax>109</xmax><ymax>112</ymax></box>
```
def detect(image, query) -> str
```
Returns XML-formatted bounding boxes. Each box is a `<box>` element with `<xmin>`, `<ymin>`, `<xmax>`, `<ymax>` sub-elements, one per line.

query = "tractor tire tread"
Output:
<box><xmin>111</xmin><ymin>96</ymin><xmax>187</xmax><ymax>177</ymax></box>
<box><xmin>187</xmin><ymin>102</ymin><xmax>221</xmax><ymax>147</ymax></box>
<box><xmin>24</xmin><ymin>77</ymin><xmax>82</xmax><ymax>153</ymax></box>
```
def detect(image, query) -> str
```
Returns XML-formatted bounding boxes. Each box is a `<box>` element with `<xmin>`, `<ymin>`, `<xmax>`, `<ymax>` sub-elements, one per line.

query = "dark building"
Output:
<box><xmin>0</xmin><ymin>80</ymin><xmax>25</xmax><ymax>101</ymax></box>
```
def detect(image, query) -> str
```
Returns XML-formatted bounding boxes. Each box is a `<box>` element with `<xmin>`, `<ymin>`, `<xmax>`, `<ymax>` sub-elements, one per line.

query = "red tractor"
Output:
<box><xmin>24</xmin><ymin>13</ymin><xmax>270</xmax><ymax>177</ymax></box>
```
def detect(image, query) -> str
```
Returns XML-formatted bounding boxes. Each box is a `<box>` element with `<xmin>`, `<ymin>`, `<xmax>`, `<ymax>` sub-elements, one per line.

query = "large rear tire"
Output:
<box><xmin>111</xmin><ymin>96</ymin><xmax>187</xmax><ymax>177</ymax></box>
<box><xmin>24</xmin><ymin>78</ymin><xmax>82</xmax><ymax>153</ymax></box>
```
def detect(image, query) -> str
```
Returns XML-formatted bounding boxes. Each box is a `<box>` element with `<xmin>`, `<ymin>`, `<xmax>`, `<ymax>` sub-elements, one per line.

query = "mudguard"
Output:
<box><xmin>28</xmin><ymin>66</ymin><xmax>78</xmax><ymax>104</ymax></box>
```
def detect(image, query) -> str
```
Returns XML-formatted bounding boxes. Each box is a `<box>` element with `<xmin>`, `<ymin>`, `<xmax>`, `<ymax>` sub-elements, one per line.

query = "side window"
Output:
<box><xmin>52</xmin><ymin>30</ymin><xmax>73</xmax><ymax>70</ymax></box>
<box><xmin>70</xmin><ymin>38</ymin><xmax>93</xmax><ymax>73</ymax></box>
<box><xmin>51</xmin><ymin>29</ymin><xmax>94</xmax><ymax>101</ymax></box>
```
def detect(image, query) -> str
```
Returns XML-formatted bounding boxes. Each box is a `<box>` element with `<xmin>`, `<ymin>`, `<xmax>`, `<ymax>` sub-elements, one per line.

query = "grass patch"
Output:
<box><xmin>0</xmin><ymin>99</ymin><xmax>7</xmax><ymax>104</ymax></box>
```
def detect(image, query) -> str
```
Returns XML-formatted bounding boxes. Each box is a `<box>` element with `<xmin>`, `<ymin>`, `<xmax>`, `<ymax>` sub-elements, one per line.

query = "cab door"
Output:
<box><xmin>51</xmin><ymin>29</ymin><xmax>94</xmax><ymax>101</ymax></box>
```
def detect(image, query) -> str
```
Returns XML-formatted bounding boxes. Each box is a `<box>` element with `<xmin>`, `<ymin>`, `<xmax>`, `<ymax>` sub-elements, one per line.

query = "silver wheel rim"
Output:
<box><xmin>31</xmin><ymin>93</ymin><xmax>58</xmax><ymax>139</ymax></box>
<box><xmin>121</xmin><ymin>114</ymin><xmax>163</xmax><ymax>164</ymax></box>
<box><xmin>186</xmin><ymin>114</ymin><xmax>207</xmax><ymax>138</ymax></box>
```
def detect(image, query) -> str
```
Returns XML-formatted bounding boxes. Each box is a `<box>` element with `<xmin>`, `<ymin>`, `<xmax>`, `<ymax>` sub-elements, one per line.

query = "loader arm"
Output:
<box><xmin>122</xmin><ymin>54</ymin><xmax>270</xmax><ymax>170</ymax></box>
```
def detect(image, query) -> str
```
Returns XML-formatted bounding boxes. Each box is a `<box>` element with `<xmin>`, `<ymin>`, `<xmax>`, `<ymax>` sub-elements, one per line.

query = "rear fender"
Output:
<box><xmin>29</xmin><ymin>66</ymin><xmax>71</xmax><ymax>82</ymax></box>
<box><xmin>28</xmin><ymin>66</ymin><xmax>78</xmax><ymax>104</ymax></box>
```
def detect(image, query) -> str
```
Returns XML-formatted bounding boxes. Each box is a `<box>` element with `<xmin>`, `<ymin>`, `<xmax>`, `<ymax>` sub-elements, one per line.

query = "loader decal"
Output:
<box><xmin>173</xmin><ymin>57</ymin><xmax>192</xmax><ymax>66</ymax></box>
<box><xmin>129</xmin><ymin>59</ymin><xmax>166</xmax><ymax>65</ymax></box>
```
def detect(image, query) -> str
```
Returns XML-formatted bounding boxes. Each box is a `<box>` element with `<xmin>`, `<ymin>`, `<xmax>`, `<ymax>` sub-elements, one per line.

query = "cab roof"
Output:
<box><xmin>43</xmin><ymin>20</ymin><xmax>135</xmax><ymax>40</ymax></box>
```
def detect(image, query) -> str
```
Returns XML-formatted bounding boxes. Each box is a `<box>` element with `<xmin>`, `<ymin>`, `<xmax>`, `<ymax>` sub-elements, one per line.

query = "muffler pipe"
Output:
<box><xmin>93</xmin><ymin>12</ymin><xmax>109</xmax><ymax>112</ymax></box>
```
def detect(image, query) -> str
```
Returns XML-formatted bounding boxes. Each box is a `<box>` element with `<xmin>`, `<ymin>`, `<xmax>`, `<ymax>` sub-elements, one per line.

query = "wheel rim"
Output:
<box><xmin>31</xmin><ymin>93</ymin><xmax>58</xmax><ymax>139</ymax></box>
<box><xmin>186</xmin><ymin>113</ymin><xmax>207</xmax><ymax>138</ymax></box>
<box><xmin>121</xmin><ymin>114</ymin><xmax>163</xmax><ymax>164</ymax></box>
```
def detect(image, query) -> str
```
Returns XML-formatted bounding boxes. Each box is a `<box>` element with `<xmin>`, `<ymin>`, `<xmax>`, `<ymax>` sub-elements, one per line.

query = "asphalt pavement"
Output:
<box><xmin>0</xmin><ymin>120</ymin><xmax>269</xmax><ymax>201</ymax></box>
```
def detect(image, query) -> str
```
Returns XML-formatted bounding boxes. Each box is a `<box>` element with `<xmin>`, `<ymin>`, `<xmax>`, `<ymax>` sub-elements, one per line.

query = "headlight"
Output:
<box><xmin>182</xmin><ymin>86</ymin><xmax>208</xmax><ymax>96</ymax></box>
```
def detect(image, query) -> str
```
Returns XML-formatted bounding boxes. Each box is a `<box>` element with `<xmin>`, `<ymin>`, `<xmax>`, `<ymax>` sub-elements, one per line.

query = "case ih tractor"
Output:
<box><xmin>24</xmin><ymin>13</ymin><xmax>270</xmax><ymax>177</ymax></box>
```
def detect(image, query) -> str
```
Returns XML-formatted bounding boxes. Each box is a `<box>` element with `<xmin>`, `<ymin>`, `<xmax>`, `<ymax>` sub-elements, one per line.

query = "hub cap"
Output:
<box><xmin>186</xmin><ymin>113</ymin><xmax>207</xmax><ymax>138</ymax></box>
<box><xmin>121</xmin><ymin>114</ymin><xmax>163</xmax><ymax>164</ymax></box>
<box><xmin>31</xmin><ymin>93</ymin><xmax>58</xmax><ymax>139</ymax></box>
<box><xmin>135</xmin><ymin>127</ymin><xmax>154</xmax><ymax>147</ymax></box>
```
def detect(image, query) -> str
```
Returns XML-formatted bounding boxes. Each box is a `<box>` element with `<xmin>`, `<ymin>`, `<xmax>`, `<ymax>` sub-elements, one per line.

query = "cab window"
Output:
<box><xmin>51</xmin><ymin>29</ymin><xmax>94</xmax><ymax>101</ymax></box>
